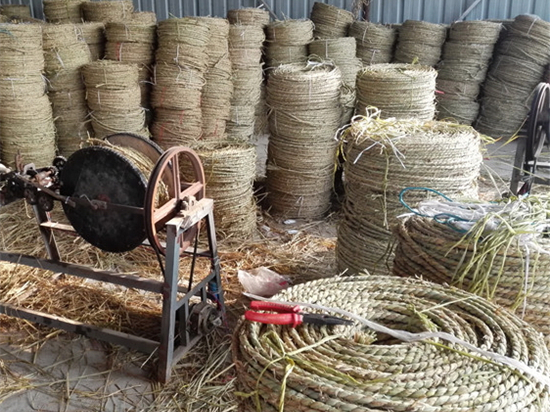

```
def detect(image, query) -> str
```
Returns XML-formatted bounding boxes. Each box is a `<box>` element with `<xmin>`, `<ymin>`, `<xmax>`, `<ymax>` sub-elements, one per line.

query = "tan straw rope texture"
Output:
<box><xmin>348</xmin><ymin>21</ymin><xmax>396</xmax><ymax>65</ymax></box>
<box><xmin>393</xmin><ymin>20</ymin><xmax>447</xmax><ymax>67</ymax></box>
<box><xmin>309</xmin><ymin>2</ymin><xmax>354</xmax><ymax>39</ymax></box>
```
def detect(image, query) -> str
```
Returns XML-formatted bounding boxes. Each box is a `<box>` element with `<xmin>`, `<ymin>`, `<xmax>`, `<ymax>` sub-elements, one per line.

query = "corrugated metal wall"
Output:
<box><xmin>13</xmin><ymin>0</ymin><xmax>550</xmax><ymax>23</ymax></box>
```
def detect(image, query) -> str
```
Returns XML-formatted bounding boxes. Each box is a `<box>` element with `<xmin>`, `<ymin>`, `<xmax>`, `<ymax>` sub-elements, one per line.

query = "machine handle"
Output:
<box><xmin>244</xmin><ymin>311</ymin><xmax>303</xmax><ymax>327</ymax></box>
<box><xmin>249</xmin><ymin>301</ymin><xmax>300</xmax><ymax>313</ymax></box>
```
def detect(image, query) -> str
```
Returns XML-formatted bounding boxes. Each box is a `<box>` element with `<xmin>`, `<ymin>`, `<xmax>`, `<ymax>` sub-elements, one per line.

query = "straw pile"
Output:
<box><xmin>348</xmin><ymin>21</ymin><xmax>396</xmax><ymax>65</ymax></box>
<box><xmin>227</xmin><ymin>24</ymin><xmax>265</xmax><ymax>141</ymax></box>
<box><xmin>82</xmin><ymin>60</ymin><xmax>147</xmax><ymax>138</ymax></box>
<box><xmin>356</xmin><ymin>63</ymin><xmax>437</xmax><ymax>120</ymax></box>
<box><xmin>43</xmin><ymin>23</ymin><xmax>92</xmax><ymax>156</ymax></box>
<box><xmin>227</xmin><ymin>7</ymin><xmax>269</xmax><ymax>27</ymax></box>
<box><xmin>197</xmin><ymin>17</ymin><xmax>233</xmax><ymax>140</ymax></box>
<box><xmin>82</xmin><ymin>0</ymin><xmax>133</xmax><ymax>23</ymax></box>
<box><xmin>0</xmin><ymin>4</ymin><xmax>31</xmax><ymax>18</ymax></box>
<box><xmin>76</xmin><ymin>22</ymin><xmax>105</xmax><ymax>60</ymax></box>
<box><xmin>105</xmin><ymin>19</ymin><xmax>157</xmax><ymax>107</ymax></box>
<box><xmin>0</xmin><ymin>24</ymin><xmax>56</xmax><ymax>168</ymax></box>
<box><xmin>195</xmin><ymin>141</ymin><xmax>257</xmax><ymax>239</ymax></box>
<box><xmin>151</xmin><ymin>17</ymin><xmax>209</xmax><ymax>147</ymax></box>
<box><xmin>310</xmin><ymin>2</ymin><xmax>354</xmax><ymax>39</ymax></box>
<box><xmin>43</xmin><ymin>0</ymin><xmax>87</xmax><ymax>23</ymax></box>
<box><xmin>337</xmin><ymin>113</ymin><xmax>481</xmax><ymax>275</ymax></box>
<box><xmin>266</xmin><ymin>62</ymin><xmax>342</xmax><ymax>219</ymax></box>
<box><xmin>436</xmin><ymin>21</ymin><xmax>501</xmax><ymax>125</ymax></box>
<box><xmin>309</xmin><ymin>38</ymin><xmax>362</xmax><ymax>125</ymax></box>
<box><xmin>393</xmin><ymin>195</ymin><xmax>550</xmax><ymax>340</ymax></box>
<box><xmin>234</xmin><ymin>275</ymin><xmax>550</xmax><ymax>411</ymax></box>
<box><xmin>265</xmin><ymin>19</ymin><xmax>314</xmax><ymax>68</ymax></box>
<box><xmin>393</xmin><ymin>20</ymin><xmax>447</xmax><ymax>66</ymax></box>
<box><xmin>477</xmin><ymin>15</ymin><xmax>550</xmax><ymax>138</ymax></box>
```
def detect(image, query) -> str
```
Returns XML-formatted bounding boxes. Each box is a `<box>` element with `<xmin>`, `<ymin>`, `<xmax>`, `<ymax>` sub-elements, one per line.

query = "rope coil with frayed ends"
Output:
<box><xmin>264</xmin><ymin>19</ymin><xmax>314</xmax><ymax>68</ymax></box>
<box><xmin>348</xmin><ymin>21</ymin><xmax>397</xmax><ymax>65</ymax></box>
<box><xmin>234</xmin><ymin>275</ymin><xmax>550</xmax><ymax>411</ymax></box>
<box><xmin>309</xmin><ymin>2</ymin><xmax>354</xmax><ymax>39</ymax></box>
<box><xmin>75</xmin><ymin>22</ymin><xmax>105</xmax><ymax>60</ymax></box>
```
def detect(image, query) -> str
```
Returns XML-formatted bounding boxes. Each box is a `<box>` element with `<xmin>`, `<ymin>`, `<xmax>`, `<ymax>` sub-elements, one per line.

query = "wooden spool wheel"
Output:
<box><xmin>144</xmin><ymin>146</ymin><xmax>206</xmax><ymax>256</ymax></box>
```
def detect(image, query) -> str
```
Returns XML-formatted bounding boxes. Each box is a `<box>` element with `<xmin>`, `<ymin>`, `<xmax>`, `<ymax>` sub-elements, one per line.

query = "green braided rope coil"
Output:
<box><xmin>234</xmin><ymin>275</ymin><xmax>550</xmax><ymax>411</ymax></box>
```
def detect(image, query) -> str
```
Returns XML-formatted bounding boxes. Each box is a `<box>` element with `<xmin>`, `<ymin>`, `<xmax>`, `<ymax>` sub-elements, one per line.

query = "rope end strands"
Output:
<box><xmin>234</xmin><ymin>275</ymin><xmax>550</xmax><ymax>411</ymax></box>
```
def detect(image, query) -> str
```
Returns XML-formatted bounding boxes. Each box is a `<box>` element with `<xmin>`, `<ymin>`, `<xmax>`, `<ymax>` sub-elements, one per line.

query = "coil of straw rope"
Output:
<box><xmin>0</xmin><ymin>4</ymin><xmax>31</xmax><ymax>18</ymax></box>
<box><xmin>393</xmin><ymin>20</ymin><xmax>447</xmax><ymax>66</ymax></box>
<box><xmin>82</xmin><ymin>0</ymin><xmax>133</xmax><ymax>23</ymax></box>
<box><xmin>266</xmin><ymin>62</ymin><xmax>342</xmax><ymax>219</ymax></box>
<box><xmin>131</xmin><ymin>11</ymin><xmax>156</xmax><ymax>23</ymax></box>
<box><xmin>309</xmin><ymin>2</ymin><xmax>354</xmax><ymax>39</ymax></box>
<box><xmin>336</xmin><ymin>111</ymin><xmax>481</xmax><ymax>275</ymax></box>
<box><xmin>44</xmin><ymin>0</ymin><xmax>87</xmax><ymax>23</ymax></box>
<box><xmin>348</xmin><ymin>21</ymin><xmax>396</xmax><ymax>65</ymax></box>
<box><xmin>448</xmin><ymin>20</ymin><xmax>502</xmax><ymax>44</ymax></box>
<box><xmin>227</xmin><ymin>8</ymin><xmax>270</xmax><ymax>27</ymax></box>
<box><xmin>356</xmin><ymin>63</ymin><xmax>437</xmax><ymax>120</ymax></box>
<box><xmin>226</xmin><ymin>105</ymin><xmax>256</xmax><ymax>141</ymax></box>
<box><xmin>0</xmin><ymin>23</ymin><xmax>44</xmax><ymax>75</ymax></box>
<box><xmin>234</xmin><ymin>275</ymin><xmax>550</xmax><ymax>411</ymax></box>
<box><xmin>150</xmin><ymin>107</ymin><xmax>202</xmax><ymax>148</ymax></box>
<box><xmin>50</xmin><ymin>89</ymin><xmax>91</xmax><ymax>154</ymax></box>
<box><xmin>76</xmin><ymin>22</ymin><xmax>106</xmax><ymax>60</ymax></box>
<box><xmin>265</xmin><ymin>19</ymin><xmax>314</xmax><ymax>68</ymax></box>
<box><xmin>393</xmin><ymin>195</ymin><xmax>550</xmax><ymax>341</ymax></box>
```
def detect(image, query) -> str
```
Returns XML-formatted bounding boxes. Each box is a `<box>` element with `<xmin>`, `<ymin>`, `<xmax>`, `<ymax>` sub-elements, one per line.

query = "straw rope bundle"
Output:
<box><xmin>0</xmin><ymin>4</ymin><xmax>30</xmax><ymax>17</ymax></box>
<box><xmin>310</xmin><ymin>2</ymin><xmax>354</xmax><ymax>39</ymax></box>
<box><xmin>82</xmin><ymin>60</ymin><xmax>147</xmax><ymax>138</ymax></box>
<box><xmin>266</xmin><ymin>62</ymin><xmax>342</xmax><ymax>219</ymax></box>
<box><xmin>254</xmin><ymin>83</ymin><xmax>269</xmax><ymax>135</ymax></box>
<box><xmin>436</xmin><ymin>21</ymin><xmax>501</xmax><ymax>125</ymax></box>
<box><xmin>194</xmin><ymin>141</ymin><xmax>257</xmax><ymax>238</ymax></box>
<box><xmin>356</xmin><ymin>63</ymin><xmax>437</xmax><ymax>120</ymax></box>
<box><xmin>0</xmin><ymin>23</ymin><xmax>44</xmax><ymax>75</ymax></box>
<box><xmin>234</xmin><ymin>275</ymin><xmax>550</xmax><ymax>412</ymax></box>
<box><xmin>226</xmin><ymin>105</ymin><xmax>256</xmax><ymax>141</ymax></box>
<box><xmin>393</xmin><ymin>20</ymin><xmax>447</xmax><ymax>66</ymax></box>
<box><xmin>150</xmin><ymin>107</ymin><xmax>202</xmax><ymax>148</ymax></box>
<box><xmin>265</xmin><ymin>19</ymin><xmax>314</xmax><ymax>68</ymax></box>
<box><xmin>393</xmin><ymin>196</ymin><xmax>550</xmax><ymax>339</ymax></box>
<box><xmin>43</xmin><ymin>0</ymin><xmax>87</xmax><ymax>23</ymax></box>
<box><xmin>76</xmin><ymin>22</ymin><xmax>105</xmax><ymax>60</ymax></box>
<box><xmin>227</xmin><ymin>8</ymin><xmax>270</xmax><ymax>27</ymax></box>
<box><xmin>82</xmin><ymin>0</ymin><xmax>133</xmax><ymax>23</ymax></box>
<box><xmin>43</xmin><ymin>24</ymin><xmax>91</xmax><ymax>73</ymax></box>
<box><xmin>348</xmin><ymin>21</ymin><xmax>396</xmax><ymax>65</ymax></box>
<box><xmin>131</xmin><ymin>11</ymin><xmax>156</xmax><ymax>23</ymax></box>
<box><xmin>477</xmin><ymin>14</ymin><xmax>550</xmax><ymax>137</ymax></box>
<box><xmin>336</xmin><ymin>113</ymin><xmax>481</xmax><ymax>275</ymax></box>
<box><xmin>50</xmin><ymin>89</ymin><xmax>90</xmax><ymax>154</ymax></box>
<box><xmin>0</xmin><ymin>74</ymin><xmax>46</xmax><ymax>100</ymax></box>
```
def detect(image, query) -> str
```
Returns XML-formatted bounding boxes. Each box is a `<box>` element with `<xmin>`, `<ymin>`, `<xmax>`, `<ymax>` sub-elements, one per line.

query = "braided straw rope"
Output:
<box><xmin>0</xmin><ymin>23</ymin><xmax>45</xmax><ymax>75</ymax></box>
<box><xmin>265</xmin><ymin>19</ymin><xmax>314</xmax><ymax>68</ymax></box>
<box><xmin>336</xmin><ymin>112</ymin><xmax>481</xmax><ymax>275</ymax></box>
<box><xmin>44</xmin><ymin>0</ymin><xmax>87</xmax><ymax>23</ymax></box>
<box><xmin>309</xmin><ymin>2</ymin><xmax>354</xmax><ymax>39</ymax></box>
<box><xmin>227</xmin><ymin>8</ymin><xmax>270</xmax><ymax>27</ymax></box>
<box><xmin>131</xmin><ymin>11</ymin><xmax>156</xmax><ymax>24</ymax></box>
<box><xmin>0</xmin><ymin>4</ymin><xmax>31</xmax><ymax>17</ymax></box>
<box><xmin>75</xmin><ymin>22</ymin><xmax>105</xmax><ymax>60</ymax></box>
<box><xmin>393</xmin><ymin>196</ymin><xmax>550</xmax><ymax>340</ymax></box>
<box><xmin>50</xmin><ymin>89</ymin><xmax>91</xmax><ymax>155</ymax></box>
<box><xmin>82</xmin><ymin>0</ymin><xmax>133</xmax><ymax>23</ymax></box>
<box><xmin>393</xmin><ymin>20</ymin><xmax>447</xmax><ymax>67</ymax></box>
<box><xmin>234</xmin><ymin>275</ymin><xmax>550</xmax><ymax>411</ymax></box>
<box><xmin>356</xmin><ymin>63</ymin><xmax>437</xmax><ymax>120</ymax></box>
<box><xmin>348</xmin><ymin>21</ymin><xmax>396</xmax><ymax>65</ymax></box>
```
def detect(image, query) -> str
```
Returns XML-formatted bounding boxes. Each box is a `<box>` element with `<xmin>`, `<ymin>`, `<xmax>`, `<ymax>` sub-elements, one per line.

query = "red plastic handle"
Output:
<box><xmin>245</xmin><ymin>311</ymin><xmax>303</xmax><ymax>327</ymax></box>
<box><xmin>249</xmin><ymin>301</ymin><xmax>300</xmax><ymax>313</ymax></box>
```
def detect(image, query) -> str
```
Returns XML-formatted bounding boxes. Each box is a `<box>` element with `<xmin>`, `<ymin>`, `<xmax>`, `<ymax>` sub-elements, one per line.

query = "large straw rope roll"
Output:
<box><xmin>81</xmin><ymin>59</ymin><xmax>139</xmax><ymax>89</ymax></box>
<box><xmin>226</xmin><ymin>105</ymin><xmax>256</xmax><ymax>141</ymax></box>
<box><xmin>157</xmin><ymin>17</ymin><xmax>208</xmax><ymax>45</ymax></box>
<box><xmin>339</xmin><ymin>84</ymin><xmax>356</xmax><ymax>125</ymax></box>
<box><xmin>0</xmin><ymin>74</ymin><xmax>47</xmax><ymax>100</ymax></box>
<box><xmin>476</xmin><ymin>97</ymin><xmax>531</xmax><ymax>138</ymax></box>
<box><xmin>0</xmin><ymin>4</ymin><xmax>31</xmax><ymax>17</ymax></box>
<box><xmin>90</xmin><ymin>107</ymin><xmax>147</xmax><ymax>138</ymax></box>
<box><xmin>82</xmin><ymin>0</ymin><xmax>133</xmax><ymax>22</ymax></box>
<box><xmin>75</xmin><ymin>22</ymin><xmax>105</xmax><ymax>60</ymax></box>
<box><xmin>85</xmin><ymin>83</ymin><xmax>141</xmax><ymax>111</ymax></box>
<box><xmin>44</xmin><ymin>0</ymin><xmax>87</xmax><ymax>23</ymax></box>
<box><xmin>448</xmin><ymin>20</ymin><xmax>502</xmax><ymax>44</ymax></box>
<box><xmin>336</xmin><ymin>114</ymin><xmax>481</xmax><ymax>275</ymax></box>
<box><xmin>356</xmin><ymin>64</ymin><xmax>437</xmax><ymax>120</ymax></box>
<box><xmin>232</xmin><ymin>67</ymin><xmax>263</xmax><ymax>106</ymax></box>
<box><xmin>227</xmin><ymin>8</ymin><xmax>270</xmax><ymax>27</ymax></box>
<box><xmin>497</xmin><ymin>33</ymin><xmax>550</xmax><ymax>67</ymax></box>
<box><xmin>46</xmin><ymin>68</ymin><xmax>84</xmax><ymax>92</ymax></box>
<box><xmin>437</xmin><ymin>45</ymin><xmax>494</xmax><ymax>83</ymax></box>
<box><xmin>393</xmin><ymin>197</ymin><xmax>550</xmax><ymax>339</ymax></box>
<box><xmin>105</xmin><ymin>21</ymin><xmax>156</xmax><ymax>44</ymax></box>
<box><xmin>0</xmin><ymin>23</ymin><xmax>45</xmax><ymax>75</ymax></box>
<box><xmin>43</xmin><ymin>24</ymin><xmax>92</xmax><ymax>73</ymax></box>
<box><xmin>151</xmin><ymin>107</ymin><xmax>202</xmax><ymax>148</ymax></box>
<box><xmin>394</xmin><ymin>20</ymin><xmax>447</xmax><ymax>66</ymax></box>
<box><xmin>265</xmin><ymin>44</ymin><xmax>309</xmax><ymax>67</ymax></box>
<box><xmin>436</xmin><ymin>79</ymin><xmax>480</xmax><ymax>100</ymax></box>
<box><xmin>228</xmin><ymin>24</ymin><xmax>265</xmax><ymax>50</ymax></box>
<box><xmin>131</xmin><ymin>11</ymin><xmax>156</xmax><ymax>24</ymax></box>
<box><xmin>436</xmin><ymin>96</ymin><xmax>480</xmax><ymax>124</ymax></box>
<box><xmin>194</xmin><ymin>141</ymin><xmax>257</xmax><ymax>238</ymax></box>
<box><xmin>151</xmin><ymin>85</ymin><xmax>202</xmax><ymax>110</ymax></box>
<box><xmin>348</xmin><ymin>21</ymin><xmax>396</xmax><ymax>65</ymax></box>
<box><xmin>153</xmin><ymin>62</ymin><xmax>205</xmax><ymax>90</ymax></box>
<box><xmin>310</xmin><ymin>2</ymin><xmax>354</xmax><ymax>39</ymax></box>
<box><xmin>234</xmin><ymin>275</ymin><xmax>550</xmax><ymax>412</ymax></box>
<box><xmin>104</xmin><ymin>41</ymin><xmax>154</xmax><ymax>64</ymax></box>
<box><xmin>265</xmin><ymin>19</ymin><xmax>314</xmax><ymax>44</ymax></box>
<box><xmin>308</xmin><ymin>38</ymin><xmax>362</xmax><ymax>87</ymax></box>
<box><xmin>507</xmin><ymin>14</ymin><xmax>550</xmax><ymax>51</ymax></box>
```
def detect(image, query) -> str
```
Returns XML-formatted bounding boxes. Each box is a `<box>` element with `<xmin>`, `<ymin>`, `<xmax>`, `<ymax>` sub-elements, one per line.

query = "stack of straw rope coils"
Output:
<box><xmin>309</xmin><ymin>2</ymin><xmax>354</xmax><ymax>39</ymax></box>
<box><xmin>105</xmin><ymin>16</ymin><xmax>157</xmax><ymax>108</ymax></box>
<box><xmin>266</xmin><ymin>62</ymin><xmax>342</xmax><ymax>219</ymax></box>
<box><xmin>151</xmin><ymin>17</ymin><xmax>209</xmax><ymax>147</ymax></box>
<box><xmin>82</xmin><ymin>60</ymin><xmax>148</xmax><ymax>138</ymax></box>
<box><xmin>0</xmin><ymin>24</ymin><xmax>56</xmax><ymax>168</ymax></box>
<box><xmin>393</xmin><ymin>196</ymin><xmax>550</xmax><ymax>342</ymax></box>
<box><xmin>348</xmin><ymin>21</ymin><xmax>397</xmax><ymax>65</ymax></box>
<box><xmin>82</xmin><ymin>0</ymin><xmax>133</xmax><ymax>23</ymax></box>
<box><xmin>436</xmin><ymin>21</ymin><xmax>502</xmax><ymax>125</ymax></box>
<box><xmin>43</xmin><ymin>23</ymin><xmax>92</xmax><ymax>157</ymax></box>
<box><xmin>76</xmin><ymin>22</ymin><xmax>106</xmax><ymax>60</ymax></box>
<box><xmin>197</xmin><ymin>17</ymin><xmax>233</xmax><ymax>140</ymax></box>
<box><xmin>309</xmin><ymin>38</ymin><xmax>362</xmax><ymax>125</ymax></box>
<box><xmin>234</xmin><ymin>275</ymin><xmax>550</xmax><ymax>411</ymax></box>
<box><xmin>265</xmin><ymin>19</ymin><xmax>314</xmax><ymax>69</ymax></box>
<box><xmin>227</xmin><ymin>8</ymin><xmax>270</xmax><ymax>26</ymax></box>
<box><xmin>227</xmin><ymin>22</ymin><xmax>266</xmax><ymax>141</ymax></box>
<box><xmin>476</xmin><ymin>15</ymin><xmax>550</xmax><ymax>138</ymax></box>
<box><xmin>337</xmin><ymin>113</ymin><xmax>481</xmax><ymax>275</ymax></box>
<box><xmin>393</xmin><ymin>20</ymin><xmax>447</xmax><ymax>67</ymax></box>
<box><xmin>43</xmin><ymin>0</ymin><xmax>87</xmax><ymax>23</ymax></box>
<box><xmin>356</xmin><ymin>63</ymin><xmax>437</xmax><ymax>120</ymax></box>
<box><xmin>0</xmin><ymin>4</ymin><xmax>31</xmax><ymax>18</ymax></box>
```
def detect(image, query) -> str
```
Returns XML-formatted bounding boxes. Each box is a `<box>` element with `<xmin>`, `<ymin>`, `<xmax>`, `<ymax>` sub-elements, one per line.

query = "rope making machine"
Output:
<box><xmin>0</xmin><ymin>133</ymin><xmax>225</xmax><ymax>383</ymax></box>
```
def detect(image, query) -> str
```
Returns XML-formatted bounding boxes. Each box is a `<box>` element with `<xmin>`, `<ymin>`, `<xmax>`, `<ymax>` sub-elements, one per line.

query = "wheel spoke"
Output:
<box><xmin>172</xmin><ymin>154</ymin><xmax>181</xmax><ymax>201</ymax></box>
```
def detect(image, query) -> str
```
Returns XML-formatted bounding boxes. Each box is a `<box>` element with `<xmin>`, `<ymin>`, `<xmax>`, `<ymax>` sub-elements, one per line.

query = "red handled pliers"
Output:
<box><xmin>245</xmin><ymin>301</ymin><xmax>353</xmax><ymax>328</ymax></box>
